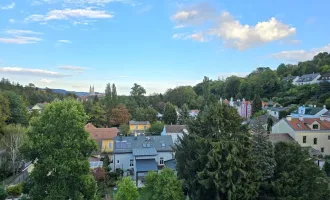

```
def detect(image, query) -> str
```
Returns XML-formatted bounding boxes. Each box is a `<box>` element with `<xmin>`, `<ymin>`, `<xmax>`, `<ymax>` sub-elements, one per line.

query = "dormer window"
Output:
<box><xmin>312</xmin><ymin>124</ymin><xmax>319</xmax><ymax>129</ymax></box>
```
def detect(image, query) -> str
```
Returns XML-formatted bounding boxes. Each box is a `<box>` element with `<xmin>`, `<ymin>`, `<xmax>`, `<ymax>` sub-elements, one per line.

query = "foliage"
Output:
<box><xmin>119</xmin><ymin>124</ymin><xmax>130</xmax><ymax>136</ymax></box>
<box><xmin>130</xmin><ymin>83</ymin><xmax>146</xmax><ymax>108</ymax></box>
<box><xmin>21</xmin><ymin>99</ymin><xmax>99</xmax><ymax>200</ymax></box>
<box><xmin>0</xmin><ymin>185</ymin><xmax>7</xmax><ymax>200</ymax></box>
<box><xmin>3</xmin><ymin>91</ymin><xmax>28</xmax><ymax>125</ymax></box>
<box><xmin>165</xmin><ymin>86</ymin><xmax>197</xmax><ymax>108</ymax></box>
<box><xmin>147</xmin><ymin>122</ymin><xmax>164</xmax><ymax>135</ymax></box>
<box><xmin>175</xmin><ymin>103</ymin><xmax>259</xmax><ymax>200</ymax></box>
<box><xmin>110</xmin><ymin>104</ymin><xmax>131</xmax><ymax>127</ymax></box>
<box><xmin>325</xmin><ymin>98</ymin><xmax>330</xmax><ymax>109</ymax></box>
<box><xmin>0</xmin><ymin>93</ymin><xmax>10</xmax><ymax>128</ymax></box>
<box><xmin>133</xmin><ymin>107</ymin><xmax>157</xmax><ymax>123</ymax></box>
<box><xmin>266</xmin><ymin>117</ymin><xmax>273</xmax><ymax>133</ymax></box>
<box><xmin>324</xmin><ymin>160</ymin><xmax>330</xmax><ymax>177</ymax></box>
<box><xmin>103</xmin><ymin>154</ymin><xmax>110</xmax><ymax>172</ymax></box>
<box><xmin>252</xmin><ymin>94</ymin><xmax>262</xmax><ymax>114</ymax></box>
<box><xmin>22</xmin><ymin>179</ymin><xmax>32</xmax><ymax>194</ymax></box>
<box><xmin>278</xmin><ymin>110</ymin><xmax>288</xmax><ymax>120</ymax></box>
<box><xmin>178</xmin><ymin>103</ymin><xmax>190</xmax><ymax>125</ymax></box>
<box><xmin>143</xmin><ymin>168</ymin><xmax>184</xmax><ymax>200</ymax></box>
<box><xmin>2</xmin><ymin>124</ymin><xmax>26</xmax><ymax>175</ymax></box>
<box><xmin>202</xmin><ymin>76</ymin><xmax>211</xmax><ymax>105</ymax></box>
<box><xmin>114</xmin><ymin>177</ymin><xmax>139</xmax><ymax>200</ymax></box>
<box><xmin>89</xmin><ymin>101</ymin><xmax>107</xmax><ymax>127</ymax></box>
<box><xmin>163</xmin><ymin>103</ymin><xmax>177</xmax><ymax>125</ymax></box>
<box><xmin>6</xmin><ymin>183</ymin><xmax>22</xmax><ymax>196</ymax></box>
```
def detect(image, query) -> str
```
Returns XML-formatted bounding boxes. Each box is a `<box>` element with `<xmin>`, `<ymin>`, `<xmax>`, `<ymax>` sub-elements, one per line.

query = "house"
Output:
<box><xmin>318</xmin><ymin>72</ymin><xmax>330</xmax><ymax>83</ymax></box>
<box><xmin>129</xmin><ymin>121</ymin><xmax>150</xmax><ymax>134</ymax></box>
<box><xmin>225</xmin><ymin>97</ymin><xmax>253</xmax><ymax>120</ymax></box>
<box><xmin>291</xmin><ymin>105</ymin><xmax>328</xmax><ymax>118</ymax></box>
<box><xmin>272</xmin><ymin>116</ymin><xmax>330</xmax><ymax>154</ymax></box>
<box><xmin>161</xmin><ymin>125</ymin><xmax>188</xmax><ymax>144</ymax></box>
<box><xmin>282</xmin><ymin>76</ymin><xmax>299</xmax><ymax>84</ymax></box>
<box><xmin>31</xmin><ymin>102</ymin><xmax>48</xmax><ymax>113</ymax></box>
<box><xmin>112</xmin><ymin>135</ymin><xmax>173</xmax><ymax>187</ymax></box>
<box><xmin>85</xmin><ymin>123</ymin><xmax>118</xmax><ymax>153</ymax></box>
<box><xmin>268</xmin><ymin>133</ymin><xmax>294</xmax><ymax>144</ymax></box>
<box><xmin>164</xmin><ymin>159</ymin><xmax>176</xmax><ymax>171</ymax></box>
<box><xmin>293</xmin><ymin>73</ymin><xmax>321</xmax><ymax>85</ymax></box>
<box><xmin>248</xmin><ymin>115</ymin><xmax>278</xmax><ymax>133</ymax></box>
<box><xmin>189</xmin><ymin>110</ymin><xmax>200</xmax><ymax>118</ymax></box>
<box><xmin>268</xmin><ymin>107</ymin><xmax>288</xmax><ymax>119</ymax></box>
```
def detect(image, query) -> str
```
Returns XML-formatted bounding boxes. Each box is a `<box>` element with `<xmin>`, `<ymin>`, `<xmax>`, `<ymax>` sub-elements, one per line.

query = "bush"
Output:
<box><xmin>19</xmin><ymin>195</ymin><xmax>29</xmax><ymax>200</ymax></box>
<box><xmin>22</xmin><ymin>179</ymin><xmax>32</xmax><ymax>194</ymax></box>
<box><xmin>0</xmin><ymin>186</ymin><xmax>8</xmax><ymax>200</ymax></box>
<box><xmin>6</xmin><ymin>183</ymin><xmax>22</xmax><ymax>196</ymax></box>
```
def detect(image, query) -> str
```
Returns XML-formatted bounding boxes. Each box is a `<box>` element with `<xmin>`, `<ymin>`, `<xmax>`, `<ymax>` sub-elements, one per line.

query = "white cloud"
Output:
<box><xmin>187</xmin><ymin>33</ymin><xmax>205</xmax><ymax>42</ymax></box>
<box><xmin>136</xmin><ymin>4</ymin><xmax>153</xmax><ymax>14</ymax></box>
<box><xmin>0</xmin><ymin>29</ymin><xmax>43</xmax><ymax>44</ymax></box>
<box><xmin>9</xmin><ymin>19</ymin><xmax>15</xmax><ymax>24</ymax></box>
<box><xmin>171</xmin><ymin>3</ymin><xmax>296</xmax><ymax>50</ymax></box>
<box><xmin>1</xmin><ymin>2</ymin><xmax>15</xmax><ymax>10</ymax></box>
<box><xmin>25</xmin><ymin>8</ymin><xmax>113</xmax><ymax>22</ymax></box>
<box><xmin>173</xmin><ymin>25</ymin><xmax>185</xmax><ymax>29</ymax></box>
<box><xmin>39</xmin><ymin>79</ymin><xmax>54</xmax><ymax>83</ymax></box>
<box><xmin>0</xmin><ymin>67</ymin><xmax>71</xmax><ymax>78</ymax></box>
<box><xmin>271</xmin><ymin>43</ymin><xmax>330</xmax><ymax>62</ymax></box>
<box><xmin>32</xmin><ymin>0</ymin><xmax>134</xmax><ymax>6</ymax></box>
<box><xmin>58</xmin><ymin>40</ymin><xmax>72</xmax><ymax>43</ymax></box>
<box><xmin>57</xmin><ymin>65</ymin><xmax>86</xmax><ymax>71</ymax></box>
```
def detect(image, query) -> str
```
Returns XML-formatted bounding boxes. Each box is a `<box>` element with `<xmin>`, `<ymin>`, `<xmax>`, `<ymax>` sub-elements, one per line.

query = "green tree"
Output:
<box><xmin>323</xmin><ymin>160</ymin><xmax>330</xmax><ymax>177</ymax></box>
<box><xmin>21</xmin><ymin>100</ymin><xmax>98</xmax><ymax>199</ymax></box>
<box><xmin>0</xmin><ymin>94</ymin><xmax>10</xmax><ymax>131</ymax></box>
<box><xmin>89</xmin><ymin>101</ymin><xmax>106</xmax><ymax>128</ymax></box>
<box><xmin>130</xmin><ymin>83</ymin><xmax>146</xmax><ymax>107</ymax></box>
<box><xmin>175</xmin><ymin>103</ymin><xmax>259</xmax><ymax>200</ymax></box>
<box><xmin>4</xmin><ymin>91</ymin><xmax>28</xmax><ymax>125</ymax></box>
<box><xmin>325</xmin><ymin>98</ymin><xmax>330</xmax><ymax>109</ymax></box>
<box><xmin>115</xmin><ymin>177</ymin><xmax>139</xmax><ymax>200</ymax></box>
<box><xmin>163</xmin><ymin>103</ymin><xmax>177</xmax><ymax>125</ymax></box>
<box><xmin>147</xmin><ymin>122</ymin><xmax>164</xmax><ymax>135</ymax></box>
<box><xmin>278</xmin><ymin>110</ymin><xmax>288</xmax><ymax>120</ymax></box>
<box><xmin>103</xmin><ymin>154</ymin><xmax>110</xmax><ymax>172</ymax></box>
<box><xmin>165</xmin><ymin>86</ymin><xmax>197</xmax><ymax>108</ymax></box>
<box><xmin>178</xmin><ymin>103</ymin><xmax>189</xmax><ymax>125</ymax></box>
<box><xmin>133</xmin><ymin>107</ymin><xmax>157</xmax><ymax>123</ymax></box>
<box><xmin>119</xmin><ymin>124</ymin><xmax>130</xmax><ymax>136</ymax></box>
<box><xmin>224</xmin><ymin>76</ymin><xmax>241</xmax><ymax>98</ymax></box>
<box><xmin>143</xmin><ymin>168</ymin><xmax>184</xmax><ymax>200</ymax></box>
<box><xmin>266</xmin><ymin>117</ymin><xmax>274</xmax><ymax>133</ymax></box>
<box><xmin>252</xmin><ymin>94</ymin><xmax>262</xmax><ymax>114</ymax></box>
<box><xmin>202</xmin><ymin>76</ymin><xmax>211</xmax><ymax>104</ymax></box>
<box><xmin>112</xmin><ymin>84</ymin><xmax>118</xmax><ymax>107</ymax></box>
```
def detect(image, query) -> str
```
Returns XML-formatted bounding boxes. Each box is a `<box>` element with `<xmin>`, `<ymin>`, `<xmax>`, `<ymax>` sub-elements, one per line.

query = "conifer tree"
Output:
<box><xmin>178</xmin><ymin>103</ymin><xmax>190</xmax><ymax>125</ymax></box>
<box><xmin>163</xmin><ymin>103</ymin><xmax>177</xmax><ymax>125</ymax></box>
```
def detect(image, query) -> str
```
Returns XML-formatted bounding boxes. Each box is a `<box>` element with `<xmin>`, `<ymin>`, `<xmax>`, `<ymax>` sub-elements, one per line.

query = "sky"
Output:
<box><xmin>0</xmin><ymin>0</ymin><xmax>330</xmax><ymax>95</ymax></box>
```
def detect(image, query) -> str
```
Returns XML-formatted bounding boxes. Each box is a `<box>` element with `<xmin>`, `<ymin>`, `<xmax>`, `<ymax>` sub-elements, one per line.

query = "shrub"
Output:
<box><xmin>6</xmin><ymin>183</ymin><xmax>22</xmax><ymax>196</ymax></box>
<box><xmin>0</xmin><ymin>185</ymin><xmax>8</xmax><ymax>200</ymax></box>
<box><xmin>22</xmin><ymin>179</ymin><xmax>32</xmax><ymax>194</ymax></box>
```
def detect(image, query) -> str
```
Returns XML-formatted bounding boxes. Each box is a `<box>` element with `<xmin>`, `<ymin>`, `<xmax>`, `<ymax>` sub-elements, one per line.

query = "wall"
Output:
<box><xmin>102</xmin><ymin>140</ymin><xmax>114</xmax><ymax>153</ymax></box>
<box><xmin>130</xmin><ymin>124</ymin><xmax>151</xmax><ymax>131</ymax></box>
<box><xmin>271</xmin><ymin>119</ymin><xmax>296</xmax><ymax>139</ymax></box>
<box><xmin>295</xmin><ymin>131</ymin><xmax>330</xmax><ymax>154</ymax></box>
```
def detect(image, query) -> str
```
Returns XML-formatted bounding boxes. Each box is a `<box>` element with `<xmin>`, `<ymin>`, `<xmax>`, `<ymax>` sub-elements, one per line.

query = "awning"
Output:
<box><xmin>136</xmin><ymin>159</ymin><xmax>158</xmax><ymax>172</ymax></box>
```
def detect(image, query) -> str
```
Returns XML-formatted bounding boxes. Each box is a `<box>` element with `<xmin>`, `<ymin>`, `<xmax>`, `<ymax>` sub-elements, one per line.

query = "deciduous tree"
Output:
<box><xmin>119</xmin><ymin>124</ymin><xmax>130</xmax><ymax>136</ymax></box>
<box><xmin>147</xmin><ymin>122</ymin><xmax>164</xmax><ymax>135</ymax></box>
<box><xmin>4</xmin><ymin>91</ymin><xmax>28</xmax><ymax>125</ymax></box>
<box><xmin>252</xmin><ymin>94</ymin><xmax>262</xmax><ymax>114</ymax></box>
<box><xmin>110</xmin><ymin>104</ymin><xmax>131</xmax><ymax>127</ymax></box>
<box><xmin>163</xmin><ymin>103</ymin><xmax>177</xmax><ymax>125</ymax></box>
<box><xmin>178</xmin><ymin>104</ymin><xmax>189</xmax><ymax>125</ymax></box>
<box><xmin>115</xmin><ymin>177</ymin><xmax>139</xmax><ymax>200</ymax></box>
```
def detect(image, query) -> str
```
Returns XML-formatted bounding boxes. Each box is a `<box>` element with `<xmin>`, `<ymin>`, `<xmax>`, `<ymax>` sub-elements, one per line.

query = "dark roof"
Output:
<box><xmin>164</xmin><ymin>159</ymin><xmax>176</xmax><ymax>171</ymax></box>
<box><xmin>164</xmin><ymin>125</ymin><xmax>187</xmax><ymax>133</ymax></box>
<box><xmin>291</xmin><ymin>107</ymin><xmax>323</xmax><ymax>115</ymax></box>
<box><xmin>296</xmin><ymin>73</ymin><xmax>320</xmax><ymax>82</ymax></box>
<box><xmin>132</xmin><ymin>148</ymin><xmax>157</xmax><ymax>156</ymax></box>
<box><xmin>282</xmin><ymin>76</ymin><xmax>298</xmax><ymax>82</ymax></box>
<box><xmin>136</xmin><ymin>159</ymin><xmax>158</xmax><ymax>172</ymax></box>
<box><xmin>249</xmin><ymin>115</ymin><xmax>278</xmax><ymax>132</ymax></box>
<box><xmin>270</xmin><ymin>107</ymin><xmax>288</xmax><ymax>111</ymax></box>
<box><xmin>318</xmin><ymin>72</ymin><xmax>330</xmax><ymax>80</ymax></box>
<box><xmin>129</xmin><ymin>121</ymin><xmax>150</xmax><ymax>125</ymax></box>
<box><xmin>268</xmin><ymin>133</ymin><xmax>294</xmax><ymax>144</ymax></box>
<box><xmin>113</xmin><ymin>135</ymin><xmax>173</xmax><ymax>154</ymax></box>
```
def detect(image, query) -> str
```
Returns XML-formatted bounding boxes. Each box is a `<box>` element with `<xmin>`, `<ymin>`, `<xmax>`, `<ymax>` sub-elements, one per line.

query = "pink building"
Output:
<box><xmin>225</xmin><ymin>97</ymin><xmax>253</xmax><ymax>120</ymax></box>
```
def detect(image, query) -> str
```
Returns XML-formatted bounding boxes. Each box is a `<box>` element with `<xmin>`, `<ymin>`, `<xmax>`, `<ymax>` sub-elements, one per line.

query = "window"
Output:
<box><xmin>303</xmin><ymin>136</ymin><xmax>306</xmax><ymax>143</ymax></box>
<box><xmin>144</xmin><ymin>125</ymin><xmax>147</xmax><ymax>130</ymax></box>
<box><xmin>159</xmin><ymin>157</ymin><xmax>164</xmax><ymax>165</ymax></box>
<box><xmin>108</xmin><ymin>143</ymin><xmax>112</xmax><ymax>149</ymax></box>
<box><xmin>314</xmin><ymin>138</ymin><xmax>317</xmax><ymax>145</ymax></box>
<box><xmin>117</xmin><ymin>160</ymin><xmax>119</xmax><ymax>164</ymax></box>
<box><xmin>321</xmin><ymin>148</ymin><xmax>324</xmax><ymax>153</ymax></box>
<box><xmin>135</xmin><ymin>125</ymin><xmax>138</xmax><ymax>130</ymax></box>
<box><xmin>328</xmin><ymin>135</ymin><xmax>330</xmax><ymax>140</ymax></box>
<box><xmin>130</xmin><ymin>159</ymin><xmax>134</xmax><ymax>167</ymax></box>
<box><xmin>313</xmin><ymin>124</ymin><xmax>319</xmax><ymax>129</ymax></box>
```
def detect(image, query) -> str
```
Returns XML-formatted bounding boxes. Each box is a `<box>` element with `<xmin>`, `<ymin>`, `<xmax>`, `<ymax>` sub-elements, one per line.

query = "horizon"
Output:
<box><xmin>1</xmin><ymin>0</ymin><xmax>329</xmax><ymax>95</ymax></box>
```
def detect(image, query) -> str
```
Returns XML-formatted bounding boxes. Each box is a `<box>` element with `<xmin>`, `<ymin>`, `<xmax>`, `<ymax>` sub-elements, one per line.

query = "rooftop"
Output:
<box><xmin>285</xmin><ymin>118</ymin><xmax>330</xmax><ymax>131</ymax></box>
<box><xmin>164</xmin><ymin>125</ymin><xmax>187</xmax><ymax>134</ymax></box>
<box><xmin>318</xmin><ymin>72</ymin><xmax>330</xmax><ymax>80</ymax></box>
<box><xmin>291</xmin><ymin>106</ymin><xmax>324</xmax><ymax>115</ymax></box>
<box><xmin>296</xmin><ymin>73</ymin><xmax>320</xmax><ymax>82</ymax></box>
<box><xmin>129</xmin><ymin>121</ymin><xmax>150</xmax><ymax>125</ymax></box>
<box><xmin>268</xmin><ymin>133</ymin><xmax>294</xmax><ymax>144</ymax></box>
<box><xmin>85</xmin><ymin>123</ymin><xmax>118</xmax><ymax>140</ymax></box>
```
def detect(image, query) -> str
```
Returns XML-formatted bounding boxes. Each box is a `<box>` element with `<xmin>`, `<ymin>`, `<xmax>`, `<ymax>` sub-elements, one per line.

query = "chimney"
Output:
<box><xmin>320</xmin><ymin>116</ymin><xmax>325</xmax><ymax>121</ymax></box>
<box><xmin>314</xmin><ymin>105</ymin><xmax>316</xmax><ymax>108</ymax></box>
<box><xmin>299</xmin><ymin>115</ymin><xmax>304</xmax><ymax>122</ymax></box>
<box><xmin>324</xmin><ymin>105</ymin><xmax>326</xmax><ymax>109</ymax></box>
<box><xmin>286</xmin><ymin>115</ymin><xmax>292</xmax><ymax>121</ymax></box>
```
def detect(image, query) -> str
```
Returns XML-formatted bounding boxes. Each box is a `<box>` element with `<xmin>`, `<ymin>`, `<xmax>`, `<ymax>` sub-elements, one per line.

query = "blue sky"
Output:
<box><xmin>0</xmin><ymin>0</ymin><xmax>329</xmax><ymax>94</ymax></box>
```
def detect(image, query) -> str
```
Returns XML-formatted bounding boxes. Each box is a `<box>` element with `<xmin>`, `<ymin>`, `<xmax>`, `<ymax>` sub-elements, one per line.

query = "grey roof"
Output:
<box><xmin>318</xmin><ymin>72</ymin><xmax>330</xmax><ymax>80</ymax></box>
<box><xmin>164</xmin><ymin>159</ymin><xmax>176</xmax><ymax>171</ymax></box>
<box><xmin>268</xmin><ymin>133</ymin><xmax>294</xmax><ymax>144</ymax></box>
<box><xmin>136</xmin><ymin>159</ymin><xmax>158</xmax><ymax>172</ymax></box>
<box><xmin>129</xmin><ymin>121</ymin><xmax>150</xmax><ymax>125</ymax></box>
<box><xmin>270</xmin><ymin>107</ymin><xmax>288</xmax><ymax>112</ymax></box>
<box><xmin>249</xmin><ymin>115</ymin><xmax>278</xmax><ymax>131</ymax></box>
<box><xmin>113</xmin><ymin>135</ymin><xmax>173</xmax><ymax>154</ymax></box>
<box><xmin>291</xmin><ymin>107</ymin><xmax>323</xmax><ymax>115</ymax></box>
<box><xmin>133</xmin><ymin>148</ymin><xmax>157</xmax><ymax>156</ymax></box>
<box><xmin>296</xmin><ymin>73</ymin><xmax>320</xmax><ymax>82</ymax></box>
<box><xmin>282</xmin><ymin>76</ymin><xmax>298</xmax><ymax>82</ymax></box>
<box><xmin>164</xmin><ymin>125</ymin><xmax>187</xmax><ymax>133</ymax></box>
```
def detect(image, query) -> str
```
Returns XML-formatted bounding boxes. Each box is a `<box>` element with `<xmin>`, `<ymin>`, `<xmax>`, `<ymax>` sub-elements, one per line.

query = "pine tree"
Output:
<box><xmin>105</xmin><ymin>83</ymin><xmax>112</xmax><ymax>126</ymax></box>
<box><xmin>163</xmin><ymin>103</ymin><xmax>177</xmax><ymax>125</ymax></box>
<box><xmin>175</xmin><ymin>103</ymin><xmax>259</xmax><ymax>200</ymax></box>
<box><xmin>178</xmin><ymin>103</ymin><xmax>189</xmax><ymax>125</ymax></box>
<box><xmin>202</xmin><ymin>76</ymin><xmax>210</xmax><ymax>105</ymax></box>
<box><xmin>252</xmin><ymin>94</ymin><xmax>262</xmax><ymax>114</ymax></box>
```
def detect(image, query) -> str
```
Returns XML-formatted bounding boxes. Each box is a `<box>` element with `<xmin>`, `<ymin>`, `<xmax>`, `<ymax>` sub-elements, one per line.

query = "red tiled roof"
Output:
<box><xmin>190</xmin><ymin>109</ymin><xmax>200</xmax><ymax>113</ymax></box>
<box><xmin>85</xmin><ymin>123</ymin><xmax>118</xmax><ymax>140</ymax></box>
<box><xmin>286</xmin><ymin>118</ymin><xmax>330</xmax><ymax>131</ymax></box>
<box><xmin>223</xmin><ymin>99</ymin><xmax>230</xmax><ymax>105</ymax></box>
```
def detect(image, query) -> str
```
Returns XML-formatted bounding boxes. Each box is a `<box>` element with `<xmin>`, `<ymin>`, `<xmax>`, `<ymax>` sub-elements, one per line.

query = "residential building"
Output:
<box><xmin>272</xmin><ymin>116</ymin><xmax>330</xmax><ymax>154</ymax></box>
<box><xmin>224</xmin><ymin>97</ymin><xmax>253</xmax><ymax>120</ymax></box>
<box><xmin>129</xmin><ymin>121</ymin><xmax>150</xmax><ymax>134</ymax></box>
<box><xmin>85</xmin><ymin>123</ymin><xmax>118</xmax><ymax>153</ymax></box>
<box><xmin>282</xmin><ymin>76</ymin><xmax>299</xmax><ymax>84</ymax></box>
<box><xmin>268</xmin><ymin>133</ymin><xmax>294</xmax><ymax>144</ymax></box>
<box><xmin>248</xmin><ymin>115</ymin><xmax>278</xmax><ymax>133</ymax></box>
<box><xmin>291</xmin><ymin>105</ymin><xmax>328</xmax><ymax>118</ymax></box>
<box><xmin>318</xmin><ymin>72</ymin><xmax>330</xmax><ymax>83</ymax></box>
<box><xmin>268</xmin><ymin>107</ymin><xmax>288</xmax><ymax>119</ymax></box>
<box><xmin>112</xmin><ymin>135</ymin><xmax>173</xmax><ymax>187</ymax></box>
<box><xmin>30</xmin><ymin>102</ymin><xmax>48</xmax><ymax>113</ymax></box>
<box><xmin>161</xmin><ymin>125</ymin><xmax>188</xmax><ymax>144</ymax></box>
<box><xmin>293</xmin><ymin>73</ymin><xmax>321</xmax><ymax>85</ymax></box>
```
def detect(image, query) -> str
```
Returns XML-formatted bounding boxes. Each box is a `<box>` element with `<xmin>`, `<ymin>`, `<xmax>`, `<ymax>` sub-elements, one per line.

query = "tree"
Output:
<box><xmin>178</xmin><ymin>104</ymin><xmax>189</xmax><ymax>125</ymax></box>
<box><xmin>165</xmin><ymin>86</ymin><xmax>197</xmax><ymax>108</ymax></box>
<box><xmin>104</xmin><ymin>83</ymin><xmax>112</xmax><ymax>126</ymax></box>
<box><xmin>252</xmin><ymin>94</ymin><xmax>262</xmax><ymax>114</ymax></box>
<box><xmin>175</xmin><ymin>103</ymin><xmax>259</xmax><ymax>200</ymax></box>
<box><xmin>325</xmin><ymin>98</ymin><xmax>330</xmax><ymax>109</ymax></box>
<box><xmin>103</xmin><ymin>154</ymin><xmax>110</xmax><ymax>172</ymax></box>
<box><xmin>202</xmin><ymin>76</ymin><xmax>211</xmax><ymax>105</ymax></box>
<box><xmin>266</xmin><ymin>117</ymin><xmax>274</xmax><ymax>133</ymax></box>
<box><xmin>119</xmin><ymin>124</ymin><xmax>130</xmax><ymax>136</ymax></box>
<box><xmin>323</xmin><ymin>160</ymin><xmax>330</xmax><ymax>177</ymax></box>
<box><xmin>130</xmin><ymin>83</ymin><xmax>146</xmax><ymax>107</ymax></box>
<box><xmin>21</xmin><ymin>100</ymin><xmax>98</xmax><ymax>199</ymax></box>
<box><xmin>110</xmin><ymin>104</ymin><xmax>131</xmax><ymax>127</ymax></box>
<box><xmin>0</xmin><ymin>94</ymin><xmax>10</xmax><ymax>130</ymax></box>
<box><xmin>143</xmin><ymin>168</ymin><xmax>184</xmax><ymax>200</ymax></box>
<box><xmin>133</xmin><ymin>107</ymin><xmax>157</xmax><ymax>123</ymax></box>
<box><xmin>163</xmin><ymin>103</ymin><xmax>177</xmax><ymax>125</ymax></box>
<box><xmin>112</xmin><ymin>84</ymin><xmax>118</xmax><ymax>107</ymax></box>
<box><xmin>115</xmin><ymin>177</ymin><xmax>139</xmax><ymax>200</ymax></box>
<box><xmin>89</xmin><ymin>101</ymin><xmax>106</xmax><ymax>128</ymax></box>
<box><xmin>263</xmin><ymin>142</ymin><xmax>330</xmax><ymax>200</ymax></box>
<box><xmin>147</xmin><ymin>122</ymin><xmax>164</xmax><ymax>135</ymax></box>
<box><xmin>4</xmin><ymin>91</ymin><xmax>28</xmax><ymax>125</ymax></box>
<box><xmin>278</xmin><ymin>110</ymin><xmax>288</xmax><ymax>120</ymax></box>
<box><xmin>2</xmin><ymin>124</ymin><xmax>26</xmax><ymax>175</ymax></box>
<box><xmin>224</xmin><ymin>76</ymin><xmax>241</xmax><ymax>98</ymax></box>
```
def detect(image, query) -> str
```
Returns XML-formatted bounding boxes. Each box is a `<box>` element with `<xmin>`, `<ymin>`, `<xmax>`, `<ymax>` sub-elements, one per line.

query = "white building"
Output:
<box><xmin>293</xmin><ymin>73</ymin><xmax>321</xmax><ymax>85</ymax></box>
<box><xmin>161</xmin><ymin>125</ymin><xmax>188</xmax><ymax>144</ymax></box>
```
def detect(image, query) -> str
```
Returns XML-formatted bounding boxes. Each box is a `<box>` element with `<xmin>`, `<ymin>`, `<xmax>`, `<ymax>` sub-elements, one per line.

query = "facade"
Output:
<box><xmin>318</xmin><ymin>72</ymin><xmax>330</xmax><ymax>83</ymax></box>
<box><xmin>129</xmin><ymin>121</ymin><xmax>151</xmax><ymax>134</ymax></box>
<box><xmin>272</xmin><ymin>116</ymin><xmax>330</xmax><ymax>155</ymax></box>
<box><xmin>225</xmin><ymin>97</ymin><xmax>253</xmax><ymax>120</ymax></box>
<box><xmin>85</xmin><ymin>123</ymin><xmax>118</xmax><ymax>153</ymax></box>
<box><xmin>267</xmin><ymin>107</ymin><xmax>288</xmax><ymax>119</ymax></box>
<box><xmin>291</xmin><ymin>105</ymin><xmax>328</xmax><ymax>118</ymax></box>
<box><xmin>293</xmin><ymin>73</ymin><xmax>321</xmax><ymax>85</ymax></box>
<box><xmin>112</xmin><ymin>135</ymin><xmax>173</xmax><ymax>187</ymax></box>
<box><xmin>161</xmin><ymin>125</ymin><xmax>188</xmax><ymax>144</ymax></box>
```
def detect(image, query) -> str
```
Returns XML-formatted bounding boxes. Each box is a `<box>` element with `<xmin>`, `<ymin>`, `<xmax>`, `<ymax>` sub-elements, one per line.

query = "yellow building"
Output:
<box><xmin>85</xmin><ymin>123</ymin><xmax>118</xmax><ymax>153</ymax></box>
<box><xmin>129</xmin><ymin>121</ymin><xmax>151</xmax><ymax>133</ymax></box>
